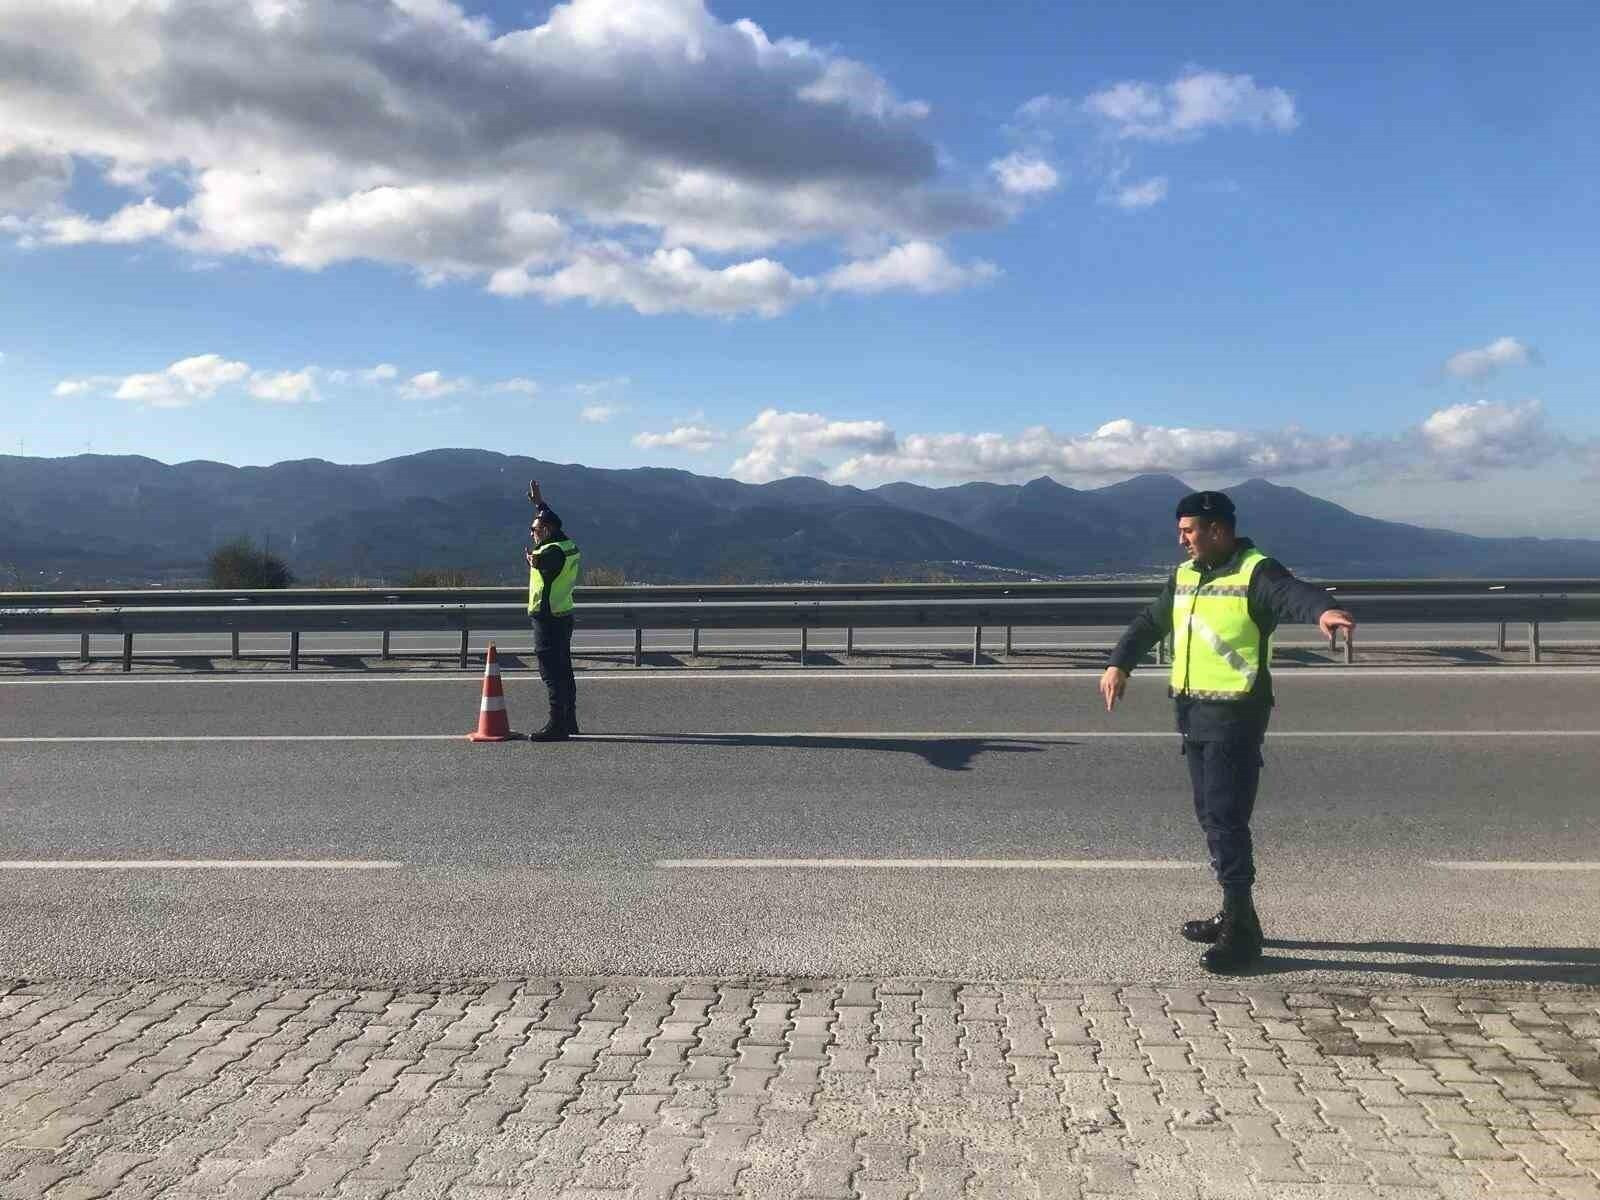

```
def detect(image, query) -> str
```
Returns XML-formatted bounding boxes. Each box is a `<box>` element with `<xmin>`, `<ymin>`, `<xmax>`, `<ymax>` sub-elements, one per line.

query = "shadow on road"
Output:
<box><xmin>1256</xmin><ymin>937</ymin><xmax>1600</xmax><ymax>985</ymax></box>
<box><xmin>573</xmin><ymin>733</ymin><xmax>1054</xmax><ymax>770</ymax></box>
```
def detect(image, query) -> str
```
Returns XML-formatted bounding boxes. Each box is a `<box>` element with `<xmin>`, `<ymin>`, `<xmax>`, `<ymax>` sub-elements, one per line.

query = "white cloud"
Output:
<box><xmin>324</xmin><ymin>365</ymin><xmax>397</xmax><ymax>385</ymax></box>
<box><xmin>634</xmin><ymin>423</ymin><xmax>726</xmax><ymax>451</ymax></box>
<box><xmin>106</xmin><ymin>354</ymin><xmax>251</xmax><ymax>408</ymax></box>
<box><xmin>730</xmin><ymin>408</ymin><xmax>897</xmax><ymax>482</ymax></box>
<box><xmin>1015</xmin><ymin>94</ymin><xmax>1072</xmax><ymax>125</ymax></box>
<box><xmin>0</xmin><ymin>0</ymin><xmax>1006</xmax><ymax>316</ymax></box>
<box><xmin>573</xmin><ymin>376</ymin><xmax>632</xmax><ymax>396</ymax></box>
<box><xmin>493</xmin><ymin>378</ymin><xmax>541</xmax><ymax>395</ymax></box>
<box><xmin>53</xmin><ymin>378</ymin><xmax>106</xmax><ymax>398</ymax></box>
<box><xmin>698</xmin><ymin>402</ymin><xmax>1578</xmax><ymax>486</ymax></box>
<box><xmin>400</xmin><ymin>370</ymin><xmax>469</xmax><ymax>399</ymax></box>
<box><xmin>1417</xmin><ymin>399</ymin><xmax>1553</xmax><ymax>471</ymax></box>
<box><xmin>824</xmin><ymin>241</ymin><xmax>999</xmax><ymax>296</ymax></box>
<box><xmin>492</xmin><ymin>245</ymin><xmax>817</xmax><ymax>317</ymax></box>
<box><xmin>580</xmin><ymin>403</ymin><xmax>620</xmax><ymax>423</ymax></box>
<box><xmin>1016</xmin><ymin>69</ymin><xmax>1295</xmax><ymax>212</ymax></box>
<box><xmin>1083</xmin><ymin>70</ymin><xmax>1298</xmax><ymax>142</ymax></box>
<box><xmin>40</xmin><ymin>199</ymin><xmax>184</xmax><ymax>245</ymax></box>
<box><xmin>1108</xmin><ymin>177</ymin><xmax>1168</xmax><ymax>210</ymax></box>
<box><xmin>248</xmin><ymin>368</ymin><xmax>317</xmax><ymax>404</ymax></box>
<box><xmin>989</xmin><ymin>152</ymin><xmax>1060</xmax><ymax>196</ymax></box>
<box><xmin>831</xmin><ymin>417</ymin><xmax>1362</xmax><ymax>483</ymax></box>
<box><xmin>1443</xmin><ymin>336</ymin><xmax>1539</xmax><ymax>381</ymax></box>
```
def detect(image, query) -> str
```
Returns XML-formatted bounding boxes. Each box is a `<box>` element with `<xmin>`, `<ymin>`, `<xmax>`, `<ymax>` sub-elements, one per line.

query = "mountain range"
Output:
<box><xmin>3</xmin><ymin>450</ymin><xmax>1598</xmax><ymax>586</ymax></box>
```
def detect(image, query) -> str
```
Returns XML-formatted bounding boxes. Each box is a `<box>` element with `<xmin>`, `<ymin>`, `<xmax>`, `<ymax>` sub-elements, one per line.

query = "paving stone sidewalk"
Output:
<box><xmin>2</xmin><ymin>978</ymin><xmax>1598</xmax><ymax>1200</ymax></box>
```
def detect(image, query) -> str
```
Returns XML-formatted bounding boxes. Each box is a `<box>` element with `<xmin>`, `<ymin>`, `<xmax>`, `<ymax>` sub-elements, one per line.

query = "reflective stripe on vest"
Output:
<box><xmin>528</xmin><ymin>539</ymin><xmax>581</xmax><ymax>616</ymax></box>
<box><xmin>1170</xmin><ymin>546</ymin><xmax>1268</xmax><ymax>698</ymax></box>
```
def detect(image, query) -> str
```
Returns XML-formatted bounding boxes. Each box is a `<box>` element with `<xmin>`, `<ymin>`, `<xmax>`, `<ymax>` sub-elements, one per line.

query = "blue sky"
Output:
<box><xmin>1</xmin><ymin>0</ymin><xmax>1596</xmax><ymax>535</ymax></box>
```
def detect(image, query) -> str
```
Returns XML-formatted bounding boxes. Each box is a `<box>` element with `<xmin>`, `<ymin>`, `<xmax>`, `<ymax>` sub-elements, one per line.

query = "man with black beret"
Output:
<box><xmin>1099</xmin><ymin>490</ymin><xmax>1355</xmax><ymax>972</ymax></box>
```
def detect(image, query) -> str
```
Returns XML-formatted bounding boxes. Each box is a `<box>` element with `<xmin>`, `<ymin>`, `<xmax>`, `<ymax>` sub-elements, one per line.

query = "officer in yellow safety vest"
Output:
<box><xmin>1100</xmin><ymin>491</ymin><xmax>1355</xmax><ymax>972</ymax></box>
<box><xmin>525</xmin><ymin>479</ymin><xmax>583</xmax><ymax>741</ymax></box>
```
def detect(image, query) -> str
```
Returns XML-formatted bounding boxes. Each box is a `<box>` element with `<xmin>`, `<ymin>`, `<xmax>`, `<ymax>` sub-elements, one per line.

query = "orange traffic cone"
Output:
<box><xmin>467</xmin><ymin>643</ymin><xmax>518</xmax><ymax>742</ymax></box>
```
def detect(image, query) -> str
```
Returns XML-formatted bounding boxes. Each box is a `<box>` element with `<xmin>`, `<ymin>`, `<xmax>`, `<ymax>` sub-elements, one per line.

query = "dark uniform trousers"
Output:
<box><xmin>533</xmin><ymin>613</ymin><xmax>576</xmax><ymax>722</ymax></box>
<box><xmin>1183</xmin><ymin>738</ymin><xmax>1264</xmax><ymax>891</ymax></box>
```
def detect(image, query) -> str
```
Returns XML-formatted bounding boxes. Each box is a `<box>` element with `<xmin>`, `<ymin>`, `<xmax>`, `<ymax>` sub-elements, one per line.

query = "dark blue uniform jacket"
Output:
<box><xmin>1108</xmin><ymin>538</ymin><xmax>1335</xmax><ymax>742</ymax></box>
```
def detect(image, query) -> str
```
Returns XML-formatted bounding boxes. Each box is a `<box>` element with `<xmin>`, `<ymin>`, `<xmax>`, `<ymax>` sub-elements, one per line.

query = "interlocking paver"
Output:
<box><xmin>0</xmin><ymin>981</ymin><xmax>1597</xmax><ymax>1198</ymax></box>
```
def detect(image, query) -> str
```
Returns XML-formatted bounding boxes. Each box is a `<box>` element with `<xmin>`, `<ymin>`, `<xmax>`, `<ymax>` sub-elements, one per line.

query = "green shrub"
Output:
<box><xmin>207</xmin><ymin>538</ymin><xmax>294</xmax><ymax>589</ymax></box>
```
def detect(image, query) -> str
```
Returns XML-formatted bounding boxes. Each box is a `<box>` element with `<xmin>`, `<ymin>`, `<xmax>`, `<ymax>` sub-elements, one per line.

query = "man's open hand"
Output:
<box><xmin>528</xmin><ymin>479</ymin><xmax>542</xmax><ymax>504</ymax></box>
<box><xmin>1099</xmin><ymin>666</ymin><xmax>1128</xmax><ymax>713</ymax></box>
<box><xmin>1318</xmin><ymin>608</ymin><xmax>1355</xmax><ymax>639</ymax></box>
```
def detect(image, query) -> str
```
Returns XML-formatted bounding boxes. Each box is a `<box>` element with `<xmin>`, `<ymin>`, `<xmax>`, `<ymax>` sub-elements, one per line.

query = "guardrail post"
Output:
<box><xmin>80</xmin><ymin>633</ymin><xmax>90</xmax><ymax>662</ymax></box>
<box><xmin>845</xmin><ymin>627</ymin><xmax>854</xmax><ymax>657</ymax></box>
<box><xmin>231</xmin><ymin>631</ymin><xmax>240</xmax><ymax>660</ymax></box>
<box><xmin>381</xmin><ymin>631</ymin><xmax>391</xmax><ymax>660</ymax></box>
<box><xmin>800</xmin><ymin>628</ymin><xmax>808</xmax><ymax>667</ymax></box>
<box><xmin>458</xmin><ymin>631</ymin><xmax>469</xmax><ymax>670</ymax></box>
<box><xmin>1156</xmin><ymin>637</ymin><xmax>1166</xmax><ymax>665</ymax></box>
<box><xmin>972</xmin><ymin>625</ymin><xmax>982</xmax><ymax>667</ymax></box>
<box><xmin>634</xmin><ymin>628</ymin><xmax>643</xmax><ymax>668</ymax></box>
<box><xmin>122</xmin><ymin>633</ymin><xmax>132</xmax><ymax>672</ymax></box>
<box><xmin>691</xmin><ymin>627</ymin><xmax>700</xmax><ymax>657</ymax></box>
<box><xmin>1343</xmin><ymin>628</ymin><xmax>1355</xmax><ymax>664</ymax></box>
<box><xmin>290</xmin><ymin>631</ymin><xmax>300</xmax><ymax>671</ymax></box>
<box><xmin>1497</xmin><ymin>621</ymin><xmax>1507</xmax><ymax>652</ymax></box>
<box><xmin>1004</xmin><ymin>625</ymin><xmax>1013</xmax><ymax>656</ymax></box>
<box><xmin>1529</xmin><ymin>621</ymin><xmax>1541</xmax><ymax>664</ymax></box>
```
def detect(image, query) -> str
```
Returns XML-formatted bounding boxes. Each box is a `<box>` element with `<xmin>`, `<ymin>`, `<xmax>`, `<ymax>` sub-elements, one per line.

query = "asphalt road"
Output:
<box><xmin>1</xmin><ymin>668</ymin><xmax>1597</xmax><ymax>989</ymax></box>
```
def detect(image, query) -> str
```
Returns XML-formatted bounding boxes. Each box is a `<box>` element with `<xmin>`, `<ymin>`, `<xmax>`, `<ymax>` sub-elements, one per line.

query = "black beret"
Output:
<box><xmin>1175</xmin><ymin>490</ymin><xmax>1235</xmax><ymax>521</ymax></box>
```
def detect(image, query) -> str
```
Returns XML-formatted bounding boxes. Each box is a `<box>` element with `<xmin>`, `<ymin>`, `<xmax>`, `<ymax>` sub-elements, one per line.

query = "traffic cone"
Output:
<box><xmin>467</xmin><ymin>643</ymin><xmax>517</xmax><ymax>742</ymax></box>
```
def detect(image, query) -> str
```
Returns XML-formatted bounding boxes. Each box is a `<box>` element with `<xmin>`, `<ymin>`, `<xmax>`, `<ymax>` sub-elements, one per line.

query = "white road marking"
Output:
<box><xmin>0</xmin><ymin>735</ymin><xmax>469</xmax><ymax>743</ymax></box>
<box><xmin>5</xmin><ymin>667</ymin><xmax>1600</xmax><ymax>686</ymax></box>
<box><xmin>3</xmin><ymin>730</ymin><xmax>1600</xmax><ymax>744</ymax></box>
<box><xmin>0</xmin><ymin>860</ymin><xmax>402</xmax><ymax>870</ymax></box>
<box><xmin>656</xmin><ymin>858</ymin><xmax>1201</xmax><ymax>869</ymax></box>
<box><xmin>1430</xmin><ymin>861</ymin><xmax>1600</xmax><ymax>871</ymax></box>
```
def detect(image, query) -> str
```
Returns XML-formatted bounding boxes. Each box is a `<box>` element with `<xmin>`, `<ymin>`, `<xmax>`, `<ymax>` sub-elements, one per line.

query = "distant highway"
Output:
<box><xmin>2</xmin><ymin>668</ymin><xmax>1596</xmax><ymax>988</ymax></box>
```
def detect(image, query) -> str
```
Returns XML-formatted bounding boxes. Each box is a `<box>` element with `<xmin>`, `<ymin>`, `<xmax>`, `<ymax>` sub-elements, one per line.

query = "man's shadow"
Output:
<box><xmin>1253</xmin><ymin>938</ymin><xmax>1600</xmax><ymax>986</ymax></box>
<box><xmin>574</xmin><ymin>733</ymin><xmax>1056</xmax><ymax>771</ymax></box>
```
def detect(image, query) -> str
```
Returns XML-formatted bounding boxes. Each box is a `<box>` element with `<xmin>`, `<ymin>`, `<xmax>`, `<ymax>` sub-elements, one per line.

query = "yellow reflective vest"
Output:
<box><xmin>528</xmin><ymin>538</ymin><xmax>581</xmax><ymax>616</ymax></box>
<box><xmin>1170</xmin><ymin>546</ymin><xmax>1268</xmax><ymax>700</ymax></box>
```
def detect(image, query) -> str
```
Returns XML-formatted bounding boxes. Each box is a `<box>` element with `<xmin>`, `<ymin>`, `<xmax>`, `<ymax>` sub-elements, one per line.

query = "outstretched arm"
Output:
<box><xmin>1249</xmin><ymin>560</ymin><xmax>1355</xmax><ymax>639</ymax></box>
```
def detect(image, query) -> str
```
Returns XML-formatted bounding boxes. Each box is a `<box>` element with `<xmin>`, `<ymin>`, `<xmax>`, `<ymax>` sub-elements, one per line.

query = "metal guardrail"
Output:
<box><xmin>3</xmin><ymin>589</ymin><xmax>1599</xmax><ymax>671</ymax></box>
<box><xmin>7</xmin><ymin>578</ymin><xmax>1600</xmax><ymax>608</ymax></box>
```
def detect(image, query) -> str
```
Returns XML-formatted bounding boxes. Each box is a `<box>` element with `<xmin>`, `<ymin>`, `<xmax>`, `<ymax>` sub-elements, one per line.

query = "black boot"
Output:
<box><xmin>530</xmin><ymin>709</ymin><xmax>569</xmax><ymax>742</ymax></box>
<box><xmin>1181</xmin><ymin>911</ymin><xmax>1224</xmax><ymax>943</ymax></box>
<box><xmin>1200</xmin><ymin>893</ymin><xmax>1262</xmax><ymax>973</ymax></box>
<box><xmin>563</xmin><ymin>700</ymin><xmax>581</xmax><ymax>736</ymax></box>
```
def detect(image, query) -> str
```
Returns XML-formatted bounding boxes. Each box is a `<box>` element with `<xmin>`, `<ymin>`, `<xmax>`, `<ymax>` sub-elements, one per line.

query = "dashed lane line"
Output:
<box><xmin>1430</xmin><ymin>861</ymin><xmax>1600</xmax><ymax>871</ymax></box>
<box><xmin>656</xmin><ymin>858</ymin><xmax>1200</xmax><ymax>869</ymax></box>
<box><xmin>0</xmin><ymin>860</ymin><xmax>402</xmax><ymax>870</ymax></box>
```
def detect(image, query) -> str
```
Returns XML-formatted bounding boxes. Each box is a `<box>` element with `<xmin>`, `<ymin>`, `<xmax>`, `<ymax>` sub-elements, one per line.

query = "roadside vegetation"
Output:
<box><xmin>206</xmin><ymin>538</ymin><xmax>294</xmax><ymax>589</ymax></box>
